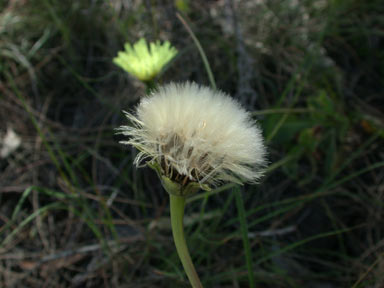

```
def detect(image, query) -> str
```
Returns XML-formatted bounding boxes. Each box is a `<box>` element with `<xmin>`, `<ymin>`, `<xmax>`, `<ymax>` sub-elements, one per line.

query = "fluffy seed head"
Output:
<box><xmin>117</xmin><ymin>82</ymin><xmax>267</xmax><ymax>186</ymax></box>
<box><xmin>113</xmin><ymin>38</ymin><xmax>177</xmax><ymax>81</ymax></box>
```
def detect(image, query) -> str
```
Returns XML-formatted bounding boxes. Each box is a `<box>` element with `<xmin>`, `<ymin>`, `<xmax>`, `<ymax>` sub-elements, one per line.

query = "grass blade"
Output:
<box><xmin>176</xmin><ymin>13</ymin><xmax>216</xmax><ymax>90</ymax></box>
<box><xmin>234</xmin><ymin>186</ymin><xmax>255</xmax><ymax>288</ymax></box>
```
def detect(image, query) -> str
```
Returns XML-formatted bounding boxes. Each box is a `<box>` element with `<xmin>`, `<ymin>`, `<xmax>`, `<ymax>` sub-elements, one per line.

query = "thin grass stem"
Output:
<box><xmin>234</xmin><ymin>186</ymin><xmax>256</xmax><ymax>288</ymax></box>
<box><xmin>176</xmin><ymin>13</ymin><xmax>216</xmax><ymax>90</ymax></box>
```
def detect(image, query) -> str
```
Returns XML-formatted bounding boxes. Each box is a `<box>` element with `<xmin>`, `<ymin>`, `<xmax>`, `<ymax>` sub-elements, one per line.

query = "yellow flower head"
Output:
<box><xmin>117</xmin><ymin>82</ymin><xmax>267</xmax><ymax>190</ymax></box>
<box><xmin>113</xmin><ymin>38</ymin><xmax>178</xmax><ymax>82</ymax></box>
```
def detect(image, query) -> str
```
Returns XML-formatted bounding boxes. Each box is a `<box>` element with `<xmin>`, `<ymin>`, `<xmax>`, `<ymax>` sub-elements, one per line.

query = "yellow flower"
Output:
<box><xmin>113</xmin><ymin>38</ymin><xmax>177</xmax><ymax>82</ymax></box>
<box><xmin>117</xmin><ymin>82</ymin><xmax>267</xmax><ymax>188</ymax></box>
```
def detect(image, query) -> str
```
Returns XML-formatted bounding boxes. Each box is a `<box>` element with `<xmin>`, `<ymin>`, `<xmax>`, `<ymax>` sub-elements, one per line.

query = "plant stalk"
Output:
<box><xmin>170</xmin><ymin>194</ymin><xmax>203</xmax><ymax>288</ymax></box>
<box><xmin>145</xmin><ymin>79</ymin><xmax>156</xmax><ymax>94</ymax></box>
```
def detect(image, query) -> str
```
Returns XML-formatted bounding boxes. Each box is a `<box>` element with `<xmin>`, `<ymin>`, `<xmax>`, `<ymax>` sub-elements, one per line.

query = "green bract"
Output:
<box><xmin>147</xmin><ymin>161</ymin><xmax>210</xmax><ymax>197</ymax></box>
<box><xmin>113</xmin><ymin>38</ymin><xmax>177</xmax><ymax>81</ymax></box>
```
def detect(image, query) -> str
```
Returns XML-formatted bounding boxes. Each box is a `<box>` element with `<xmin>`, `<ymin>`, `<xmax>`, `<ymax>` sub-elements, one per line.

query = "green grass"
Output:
<box><xmin>0</xmin><ymin>0</ymin><xmax>383</xmax><ymax>287</ymax></box>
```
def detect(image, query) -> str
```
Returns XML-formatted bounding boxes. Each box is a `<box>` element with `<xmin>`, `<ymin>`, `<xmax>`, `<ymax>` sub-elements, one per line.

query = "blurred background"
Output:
<box><xmin>0</xmin><ymin>0</ymin><xmax>384</xmax><ymax>287</ymax></box>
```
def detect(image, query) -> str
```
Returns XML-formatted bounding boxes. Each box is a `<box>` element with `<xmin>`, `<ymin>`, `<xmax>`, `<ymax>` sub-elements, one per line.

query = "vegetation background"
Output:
<box><xmin>0</xmin><ymin>0</ymin><xmax>383</xmax><ymax>287</ymax></box>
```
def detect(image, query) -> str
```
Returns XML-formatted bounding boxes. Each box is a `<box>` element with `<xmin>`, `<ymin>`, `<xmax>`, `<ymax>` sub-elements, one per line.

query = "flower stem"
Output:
<box><xmin>144</xmin><ymin>79</ymin><xmax>156</xmax><ymax>95</ymax></box>
<box><xmin>170</xmin><ymin>194</ymin><xmax>203</xmax><ymax>288</ymax></box>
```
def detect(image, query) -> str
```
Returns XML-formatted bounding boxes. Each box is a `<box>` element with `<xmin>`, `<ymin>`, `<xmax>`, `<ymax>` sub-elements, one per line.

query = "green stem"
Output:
<box><xmin>144</xmin><ymin>79</ymin><xmax>156</xmax><ymax>95</ymax></box>
<box><xmin>170</xmin><ymin>194</ymin><xmax>203</xmax><ymax>288</ymax></box>
<box><xmin>176</xmin><ymin>13</ymin><xmax>216</xmax><ymax>90</ymax></box>
<box><xmin>234</xmin><ymin>186</ymin><xmax>256</xmax><ymax>288</ymax></box>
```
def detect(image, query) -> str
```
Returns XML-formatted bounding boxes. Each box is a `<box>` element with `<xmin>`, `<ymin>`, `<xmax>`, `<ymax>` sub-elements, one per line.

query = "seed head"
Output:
<box><xmin>113</xmin><ymin>38</ymin><xmax>177</xmax><ymax>81</ymax></box>
<box><xmin>117</xmin><ymin>82</ymin><xmax>267</xmax><ymax>188</ymax></box>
